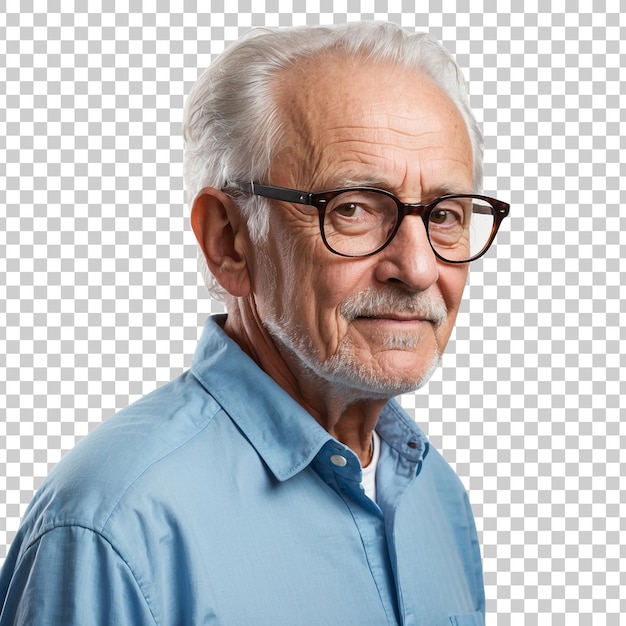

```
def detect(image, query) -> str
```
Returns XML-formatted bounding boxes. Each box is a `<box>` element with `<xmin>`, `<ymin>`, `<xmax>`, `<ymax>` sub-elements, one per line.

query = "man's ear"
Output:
<box><xmin>190</xmin><ymin>188</ymin><xmax>251</xmax><ymax>297</ymax></box>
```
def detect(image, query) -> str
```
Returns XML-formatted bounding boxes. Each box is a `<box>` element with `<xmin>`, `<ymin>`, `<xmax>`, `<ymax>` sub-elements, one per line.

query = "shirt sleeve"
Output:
<box><xmin>0</xmin><ymin>525</ymin><xmax>157</xmax><ymax>626</ymax></box>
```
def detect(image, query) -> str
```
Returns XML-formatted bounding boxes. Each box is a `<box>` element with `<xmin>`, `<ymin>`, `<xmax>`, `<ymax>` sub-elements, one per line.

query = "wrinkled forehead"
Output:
<box><xmin>269</xmin><ymin>54</ymin><xmax>472</xmax><ymax>192</ymax></box>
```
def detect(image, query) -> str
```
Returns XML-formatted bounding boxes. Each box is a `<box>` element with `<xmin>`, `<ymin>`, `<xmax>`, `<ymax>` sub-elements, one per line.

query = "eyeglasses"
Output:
<box><xmin>227</xmin><ymin>181</ymin><xmax>510</xmax><ymax>264</ymax></box>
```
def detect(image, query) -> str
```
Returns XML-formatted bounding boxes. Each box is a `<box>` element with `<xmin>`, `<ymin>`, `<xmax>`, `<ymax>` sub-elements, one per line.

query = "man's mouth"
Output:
<box><xmin>355</xmin><ymin>314</ymin><xmax>431</xmax><ymax>321</ymax></box>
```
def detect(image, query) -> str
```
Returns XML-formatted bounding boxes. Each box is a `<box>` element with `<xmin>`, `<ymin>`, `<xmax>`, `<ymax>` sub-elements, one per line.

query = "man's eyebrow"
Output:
<box><xmin>315</xmin><ymin>176</ymin><xmax>474</xmax><ymax>199</ymax></box>
<box><xmin>422</xmin><ymin>183</ymin><xmax>475</xmax><ymax>198</ymax></box>
<box><xmin>313</xmin><ymin>175</ymin><xmax>394</xmax><ymax>191</ymax></box>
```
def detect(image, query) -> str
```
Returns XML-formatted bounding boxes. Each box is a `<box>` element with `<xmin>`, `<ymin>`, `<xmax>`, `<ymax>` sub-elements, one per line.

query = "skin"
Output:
<box><xmin>191</xmin><ymin>56</ymin><xmax>473</xmax><ymax>466</ymax></box>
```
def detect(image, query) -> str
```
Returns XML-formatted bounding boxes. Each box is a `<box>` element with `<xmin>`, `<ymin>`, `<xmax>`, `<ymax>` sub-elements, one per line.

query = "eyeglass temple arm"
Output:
<box><xmin>473</xmin><ymin>204</ymin><xmax>497</xmax><ymax>215</ymax></box>
<box><xmin>234</xmin><ymin>182</ymin><xmax>311</xmax><ymax>206</ymax></box>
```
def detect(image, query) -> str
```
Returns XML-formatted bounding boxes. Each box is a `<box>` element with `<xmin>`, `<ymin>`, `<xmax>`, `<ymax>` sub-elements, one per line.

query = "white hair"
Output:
<box><xmin>183</xmin><ymin>21</ymin><xmax>484</xmax><ymax>299</ymax></box>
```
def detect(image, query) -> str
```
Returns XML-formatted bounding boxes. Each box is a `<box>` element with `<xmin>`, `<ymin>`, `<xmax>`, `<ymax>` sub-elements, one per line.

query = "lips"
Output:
<box><xmin>355</xmin><ymin>314</ymin><xmax>432</xmax><ymax>322</ymax></box>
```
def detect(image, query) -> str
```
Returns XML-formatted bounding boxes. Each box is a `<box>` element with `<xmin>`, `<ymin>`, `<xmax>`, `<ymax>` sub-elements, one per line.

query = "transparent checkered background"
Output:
<box><xmin>1</xmin><ymin>1</ymin><xmax>624</xmax><ymax>623</ymax></box>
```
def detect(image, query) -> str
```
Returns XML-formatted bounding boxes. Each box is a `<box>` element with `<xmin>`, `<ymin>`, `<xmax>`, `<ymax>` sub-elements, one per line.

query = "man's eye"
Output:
<box><xmin>332</xmin><ymin>203</ymin><xmax>361</xmax><ymax>217</ymax></box>
<box><xmin>430</xmin><ymin>209</ymin><xmax>457</xmax><ymax>226</ymax></box>
<box><xmin>430</xmin><ymin>207</ymin><xmax>463</xmax><ymax>226</ymax></box>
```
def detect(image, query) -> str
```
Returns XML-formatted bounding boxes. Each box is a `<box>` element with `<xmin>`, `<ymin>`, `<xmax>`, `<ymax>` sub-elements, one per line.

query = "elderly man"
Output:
<box><xmin>0</xmin><ymin>22</ymin><xmax>508</xmax><ymax>626</ymax></box>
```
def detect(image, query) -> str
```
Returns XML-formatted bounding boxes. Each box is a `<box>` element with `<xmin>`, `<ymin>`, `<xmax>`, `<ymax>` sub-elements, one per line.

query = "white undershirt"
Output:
<box><xmin>361</xmin><ymin>430</ymin><xmax>381</xmax><ymax>502</ymax></box>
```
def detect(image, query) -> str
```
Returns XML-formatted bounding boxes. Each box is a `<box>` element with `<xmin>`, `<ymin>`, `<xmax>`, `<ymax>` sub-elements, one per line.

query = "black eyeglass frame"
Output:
<box><xmin>226</xmin><ymin>181</ymin><xmax>510</xmax><ymax>263</ymax></box>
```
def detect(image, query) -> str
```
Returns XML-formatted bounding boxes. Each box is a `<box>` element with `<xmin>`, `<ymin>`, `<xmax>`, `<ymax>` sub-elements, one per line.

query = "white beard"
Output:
<box><xmin>263</xmin><ymin>286</ymin><xmax>447</xmax><ymax>399</ymax></box>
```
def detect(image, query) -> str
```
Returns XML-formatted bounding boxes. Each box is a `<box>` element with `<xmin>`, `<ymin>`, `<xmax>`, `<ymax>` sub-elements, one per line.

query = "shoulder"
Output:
<box><xmin>1</xmin><ymin>369</ymin><xmax>242</xmax><ymax>624</ymax></box>
<box><xmin>13</xmin><ymin>370</ymin><xmax>224</xmax><ymax>557</ymax></box>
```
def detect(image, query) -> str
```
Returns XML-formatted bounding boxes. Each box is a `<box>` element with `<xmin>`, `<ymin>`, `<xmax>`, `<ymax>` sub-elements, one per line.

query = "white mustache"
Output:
<box><xmin>339</xmin><ymin>288</ymin><xmax>447</xmax><ymax>328</ymax></box>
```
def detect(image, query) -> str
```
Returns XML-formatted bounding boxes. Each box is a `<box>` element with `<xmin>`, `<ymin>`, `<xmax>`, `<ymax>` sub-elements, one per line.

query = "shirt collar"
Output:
<box><xmin>190</xmin><ymin>316</ymin><xmax>429</xmax><ymax>480</ymax></box>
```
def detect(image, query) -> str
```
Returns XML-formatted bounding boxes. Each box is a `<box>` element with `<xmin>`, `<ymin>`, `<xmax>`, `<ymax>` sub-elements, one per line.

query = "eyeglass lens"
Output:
<box><xmin>321</xmin><ymin>190</ymin><xmax>496</xmax><ymax>261</ymax></box>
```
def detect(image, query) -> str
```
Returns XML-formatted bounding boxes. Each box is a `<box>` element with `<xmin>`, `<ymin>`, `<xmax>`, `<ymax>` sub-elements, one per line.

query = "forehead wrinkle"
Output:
<box><xmin>317</xmin><ymin>122</ymin><xmax>449</xmax><ymax>150</ymax></box>
<box><xmin>304</xmin><ymin>118</ymin><xmax>469</xmax><ymax>192</ymax></box>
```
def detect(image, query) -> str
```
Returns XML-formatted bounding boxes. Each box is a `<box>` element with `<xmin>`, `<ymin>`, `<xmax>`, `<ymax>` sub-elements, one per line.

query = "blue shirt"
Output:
<box><xmin>0</xmin><ymin>316</ymin><xmax>485</xmax><ymax>625</ymax></box>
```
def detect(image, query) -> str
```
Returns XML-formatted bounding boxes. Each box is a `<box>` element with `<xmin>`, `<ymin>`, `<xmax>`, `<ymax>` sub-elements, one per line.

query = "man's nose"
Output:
<box><xmin>373</xmin><ymin>216</ymin><xmax>439</xmax><ymax>291</ymax></box>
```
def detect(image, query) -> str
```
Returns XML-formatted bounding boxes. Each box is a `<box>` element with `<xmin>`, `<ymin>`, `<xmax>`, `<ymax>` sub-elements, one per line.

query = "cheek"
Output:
<box><xmin>297</xmin><ymin>256</ymin><xmax>350</xmax><ymax>325</ymax></box>
<box><xmin>294</xmin><ymin>252</ymin><xmax>375</xmax><ymax>346</ymax></box>
<box><xmin>266</xmin><ymin>213</ymin><xmax>320</xmax><ymax>286</ymax></box>
<box><xmin>255</xmin><ymin>232</ymin><xmax>328</xmax><ymax>328</ymax></box>
<box><xmin>258</xmin><ymin>209</ymin><xmax>379</xmax><ymax>340</ymax></box>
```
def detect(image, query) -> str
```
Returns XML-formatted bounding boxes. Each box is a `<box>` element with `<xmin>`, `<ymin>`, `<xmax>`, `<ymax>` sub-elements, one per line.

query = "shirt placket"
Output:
<box><xmin>311</xmin><ymin>440</ymin><xmax>402</xmax><ymax>625</ymax></box>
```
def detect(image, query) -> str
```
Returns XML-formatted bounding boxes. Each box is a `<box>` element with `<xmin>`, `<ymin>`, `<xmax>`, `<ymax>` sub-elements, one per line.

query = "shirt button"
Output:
<box><xmin>330</xmin><ymin>454</ymin><xmax>348</xmax><ymax>467</ymax></box>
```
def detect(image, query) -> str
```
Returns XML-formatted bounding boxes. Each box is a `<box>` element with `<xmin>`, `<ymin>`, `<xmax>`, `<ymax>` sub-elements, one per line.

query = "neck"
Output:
<box><xmin>223</xmin><ymin>304</ymin><xmax>386</xmax><ymax>466</ymax></box>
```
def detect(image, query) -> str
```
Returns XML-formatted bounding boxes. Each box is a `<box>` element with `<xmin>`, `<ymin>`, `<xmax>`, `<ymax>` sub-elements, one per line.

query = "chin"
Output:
<box><xmin>321</xmin><ymin>345</ymin><xmax>442</xmax><ymax>399</ymax></box>
<box><xmin>263</xmin><ymin>313</ymin><xmax>441</xmax><ymax>399</ymax></box>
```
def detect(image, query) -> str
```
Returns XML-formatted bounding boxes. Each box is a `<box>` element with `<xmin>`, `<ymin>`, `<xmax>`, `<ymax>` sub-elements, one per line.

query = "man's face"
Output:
<box><xmin>245</xmin><ymin>58</ymin><xmax>472</xmax><ymax>400</ymax></box>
